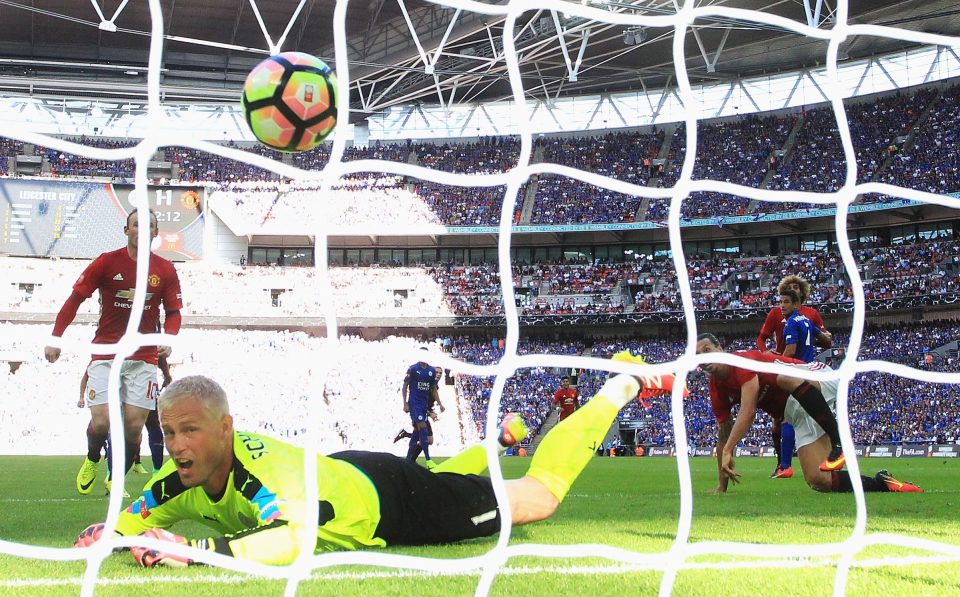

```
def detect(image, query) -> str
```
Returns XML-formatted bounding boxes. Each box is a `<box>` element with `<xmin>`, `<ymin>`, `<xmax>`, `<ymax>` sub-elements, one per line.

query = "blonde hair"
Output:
<box><xmin>158</xmin><ymin>375</ymin><xmax>230</xmax><ymax>420</ymax></box>
<box><xmin>776</xmin><ymin>275</ymin><xmax>811</xmax><ymax>304</ymax></box>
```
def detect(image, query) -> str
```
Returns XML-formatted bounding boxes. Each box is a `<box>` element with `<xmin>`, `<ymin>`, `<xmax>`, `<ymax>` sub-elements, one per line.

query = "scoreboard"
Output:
<box><xmin>1</xmin><ymin>179</ymin><xmax>204</xmax><ymax>260</ymax></box>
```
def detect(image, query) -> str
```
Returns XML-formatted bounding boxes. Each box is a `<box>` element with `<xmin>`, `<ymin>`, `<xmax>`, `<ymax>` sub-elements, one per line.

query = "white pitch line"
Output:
<box><xmin>0</xmin><ymin>498</ymin><xmax>92</xmax><ymax>503</ymax></box>
<box><xmin>3</xmin><ymin>555</ymin><xmax>959</xmax><ymax>588</ymax></box>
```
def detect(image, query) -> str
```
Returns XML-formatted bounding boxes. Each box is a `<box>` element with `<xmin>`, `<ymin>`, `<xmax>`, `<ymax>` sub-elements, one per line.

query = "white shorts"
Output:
<box><xmin>85</xmin><ymin>360</ymin><xmax>160</xmax><ymax>411</ymax></box>
<box><xmin>783</xmin><ymin>378</ymin><xmax>839</xmax><ymax>449</ymax></box>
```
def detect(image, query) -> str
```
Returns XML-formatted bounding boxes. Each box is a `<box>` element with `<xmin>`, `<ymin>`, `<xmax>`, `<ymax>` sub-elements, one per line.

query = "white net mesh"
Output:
<box><xmin>3</xmin><ymin>0</ymin><xmax>960</xmax><ymax>595</ymax></box>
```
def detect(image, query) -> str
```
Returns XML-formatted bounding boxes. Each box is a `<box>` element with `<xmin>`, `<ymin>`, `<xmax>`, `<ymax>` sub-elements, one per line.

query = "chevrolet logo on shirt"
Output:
<box><xmin>115</xmin><ymin>289</ymin><xmax>155</xmax><ymax>301</ymax></box>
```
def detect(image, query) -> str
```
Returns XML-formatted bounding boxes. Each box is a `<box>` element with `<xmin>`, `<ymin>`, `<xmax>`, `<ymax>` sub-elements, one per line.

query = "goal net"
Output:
<box><xmin>3</xmin><ymin>0</ymin><xmax>960</xmax><ymax>595</ymax></box>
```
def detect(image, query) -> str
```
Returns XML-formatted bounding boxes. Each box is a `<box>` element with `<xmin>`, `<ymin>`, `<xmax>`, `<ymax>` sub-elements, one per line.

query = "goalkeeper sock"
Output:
<box><xmin>792</xmin><ymin>382</ymin><xmax>843</xmax><ymax>449</ymax></box>
<box><xmin>86</xmin><ymin>424</ymin><xmax>107</xmax><ymax>463</ymax></box>
<box><xmin>432</xmin><ymin>445</ymin><xmax>487</xmax><ymax>475</ymax></box>
<box><xmin>430</xmin><ymin>438</ymin><xmax>518</xmax><ymax>475</ymax></box>
<box><xmin>830</xmin><ymin>471</ymin><xmax>886</xmax><ymax>492</ymax></box>
<box><xmin>779</xmin><ymin>422</ymin><xmax>795</xmax><ymax>469</ymax></box>
<box><xmin>526</xmin><ymin>375</ymin><xmax>638</xmax><ymax>502</ymax></box>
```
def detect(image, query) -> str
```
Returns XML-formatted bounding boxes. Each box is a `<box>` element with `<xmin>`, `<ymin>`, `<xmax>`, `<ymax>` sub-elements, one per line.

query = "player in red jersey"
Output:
<box><xmin>553</xmin><ymin>376</ymin><xmax>579</xmax><ymax>422</ymax></box>
<box><xmin>45</xmin><ymin>209</ymin><xmax>183</xmax><ymax>496</ymax></box>
<box><xmin>696</xmin><ymin>333</ymin><xmax>921</xmax><ymax>493</ymax></box>
<box><xmin>756</xmin><ymin>275</ymin><xmax>835</xmax><ymax>478</ymax></box>
<box><xmin>757</xmin><ymin>275</ymin><xmax>833</xmax><ymax>354</ymax></box>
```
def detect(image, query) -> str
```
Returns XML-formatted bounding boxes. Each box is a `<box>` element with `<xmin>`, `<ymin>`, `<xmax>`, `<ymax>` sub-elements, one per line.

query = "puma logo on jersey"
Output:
<box><xmin>113</xmin><ymin>273</ymin><xmax>124</xmax><ymax>281</ymax></box>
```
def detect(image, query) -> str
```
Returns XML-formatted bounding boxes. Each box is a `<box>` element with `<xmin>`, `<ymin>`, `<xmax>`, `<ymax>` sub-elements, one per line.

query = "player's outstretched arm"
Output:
<box><xmin>714</xmin><ymin>420</ymin><xmax>734</xmax><ymax>493</ymax></box>
<box><xmin>720</xmin><ymin>376</ymin><xmax>759</xmax><ymax>484</ymax></box>
<box><xmin>46</xmin><ymin>291</ymin><xmax>87</xmax><ymax>362</ymax></box>
<box><xmin>129</xmin><ymin>520</ymin><xmax>305</xmax><ymax>567</ymax></box>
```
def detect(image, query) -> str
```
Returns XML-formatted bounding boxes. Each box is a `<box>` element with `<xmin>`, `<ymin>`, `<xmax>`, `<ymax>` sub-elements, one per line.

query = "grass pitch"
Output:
<box><xmin>0</xmin><ymin>456</ymin><xmax>957</xmax><ymax>596</ymax></box>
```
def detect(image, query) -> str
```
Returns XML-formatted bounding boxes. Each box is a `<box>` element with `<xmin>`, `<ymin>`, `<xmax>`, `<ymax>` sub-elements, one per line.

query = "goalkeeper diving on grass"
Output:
<box><xmin>75</xmin><ymin>360</ymin><xmax>678</xmax><ymax>567</ymax></box>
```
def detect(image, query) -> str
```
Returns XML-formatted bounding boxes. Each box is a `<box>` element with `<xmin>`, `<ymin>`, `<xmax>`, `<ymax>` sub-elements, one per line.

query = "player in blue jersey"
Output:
<box><xmin>780</xmin><ymin>289</ymin><xmax>826</xmax><ymax>363</ymax></box>
<box><xmin>402</xmin><ymin>348</ymin><xmax>441</xmax><ymax>468</ymax></box>
<box><xmin>394</xmin><ymin>365</ymin><xmax>445</xmax><ymax>460</ymax></box>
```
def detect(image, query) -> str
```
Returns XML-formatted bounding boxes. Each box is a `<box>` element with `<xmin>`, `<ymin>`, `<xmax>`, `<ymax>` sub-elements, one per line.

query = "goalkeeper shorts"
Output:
<box><xmin>330</xmin><ymin>451</ymin><xmax>500</xmax><ymax>546</ymax></box>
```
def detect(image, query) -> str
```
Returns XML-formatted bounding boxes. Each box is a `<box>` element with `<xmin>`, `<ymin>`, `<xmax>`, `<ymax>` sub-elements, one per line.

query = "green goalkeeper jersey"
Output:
<box><xmin>115</xmin><ymin>430</ymin><xmax>385</xmax><ymax>564</ymax></box>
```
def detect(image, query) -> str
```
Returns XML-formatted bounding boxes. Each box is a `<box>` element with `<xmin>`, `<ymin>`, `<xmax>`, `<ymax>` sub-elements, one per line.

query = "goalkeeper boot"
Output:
<box><xmin>498</xmin><ymin>412</ymin><xmax>529</xmax><ymax>448</ymax></box>
<box><xmin>76</xmin><ymin>458</ymin><xmax>99</xmax><ymax>495</ymax></box>
<box><xmin>104</xmin><ymin>477</ymin><xmax>131</xmax><ymax>498</ymax></box>
<box><xmin>611</xmin><ymin>350</ymin><xmax>689</xmax><ymax>399</ymax></box>
<box><xmin>875</xmin><ymin>470</ymin><xmax>923</xmax><ymax>493</ymax></box>
<box><xmin>819</xmin><ymin>447</ymin><xmax>846</xmax><ymax>472</ymax></box>
<box><xmin>131</xmin><ymin>462</ymin><xmax>149</xmax><ymax>474</ymax></box>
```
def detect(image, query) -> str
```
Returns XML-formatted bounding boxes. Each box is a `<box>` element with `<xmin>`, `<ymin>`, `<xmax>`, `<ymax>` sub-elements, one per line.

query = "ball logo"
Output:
<box><xmin>148</xmin><ymin>274</ymin><xmax>160</xmax><ymax>287</ymax></box>
<box><xmin>303</xmin><ymin>84</ymin><xmax>315</xmax><ymax>103</ymax></box>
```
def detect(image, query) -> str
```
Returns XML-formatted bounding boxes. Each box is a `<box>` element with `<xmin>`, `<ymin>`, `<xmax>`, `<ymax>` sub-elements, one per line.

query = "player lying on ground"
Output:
<box><xmin>75</xmin><ymin>369</ymin><xmax>662</xmax><ymax>566</ymax></box>
<box><xmin>695</xmin><ymin>333</ymin><xmax>922</xmax><ymax>494</ymax></box>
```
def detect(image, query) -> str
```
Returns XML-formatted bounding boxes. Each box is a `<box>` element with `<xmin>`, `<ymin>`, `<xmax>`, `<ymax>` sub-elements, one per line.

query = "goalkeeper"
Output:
<box><xmin>76</xmin><ymin>370</ymin><xmax>659</xmax><ymax>566</ymax></box>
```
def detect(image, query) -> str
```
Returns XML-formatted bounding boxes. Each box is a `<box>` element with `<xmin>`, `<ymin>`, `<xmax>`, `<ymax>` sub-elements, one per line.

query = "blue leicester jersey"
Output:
<box><xmin>406</xmin><ymin>363</ymin><xmax>437</xmax><ymax>410</ymax></box>
<box><xmin>783</xmin><ymin>311</ymin><xmax>820</xmax><ymax>363</ymax></box>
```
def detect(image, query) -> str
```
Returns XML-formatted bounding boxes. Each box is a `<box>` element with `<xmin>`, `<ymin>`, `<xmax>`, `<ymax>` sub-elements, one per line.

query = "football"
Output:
<box><xmin>241</xmin><ymin>51</ymin><xmax>338</xmax><ymax>152</ymax></box>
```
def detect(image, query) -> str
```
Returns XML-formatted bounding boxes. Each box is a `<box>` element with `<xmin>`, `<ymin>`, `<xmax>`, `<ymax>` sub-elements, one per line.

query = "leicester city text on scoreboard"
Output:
<box><xmin>1</xmin><ymin>179</ymin><xmax>204</xmax><ymax>261</ymax></box>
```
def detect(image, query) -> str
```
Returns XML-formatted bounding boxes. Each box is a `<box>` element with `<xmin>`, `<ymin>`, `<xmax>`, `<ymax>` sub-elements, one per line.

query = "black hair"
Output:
<box><xmin>696</xmin><ymin>332</ymin><xmax>721</xmax><ymax>348</ymax></box>
<box><xmin>779</xmin><ymin>289</ymin><xmax>801</xmax><ymax>304</ymax></box>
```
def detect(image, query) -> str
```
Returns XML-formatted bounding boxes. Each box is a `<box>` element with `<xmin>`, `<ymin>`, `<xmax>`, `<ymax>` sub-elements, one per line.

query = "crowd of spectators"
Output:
<box><xmin>3</xmin><ymin>82</ymin><xmax>959</xmax><ymax>227</ymax></box>
<box><xmin>3</xmin><ymin>237</ymin><xmax>959</xmax><ymax>318</ymax></box>
<box><xmin>0</xmin><ymin>137</ymin><xmax>25</xmax><ymax>176</ymax></box>
<box><xmin>2</xmin><ymin>317</ymin><xmax>959</xmax><ymax>455</ymax></box>
<box><xmin>878</xmin><ymin>84</ymin><xmax>960</xmax><ymax>197</ymax></box>
<box><xmin>530</xmin><ymin>131</ymin><xmax>662</xmax><ymax>224</ymax></box>
<box><xmin>450</xmin><ymin>321</ymin><xmax>960</xmax><ymax>451</ymax></box>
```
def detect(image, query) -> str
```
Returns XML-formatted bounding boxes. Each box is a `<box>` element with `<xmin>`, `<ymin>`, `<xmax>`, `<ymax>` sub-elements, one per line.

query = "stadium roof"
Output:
<box><xmin>0</xmin><ymin>0</ymin><xmax>958</xmax><ymax>120</ymax></box>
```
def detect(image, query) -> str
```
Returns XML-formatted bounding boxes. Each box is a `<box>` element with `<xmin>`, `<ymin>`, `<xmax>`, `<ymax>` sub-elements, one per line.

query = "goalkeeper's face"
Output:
<box><xmin>160</xmin><ymin>395</ymin><xmax>235</xmax><ymax>494</ymax></box>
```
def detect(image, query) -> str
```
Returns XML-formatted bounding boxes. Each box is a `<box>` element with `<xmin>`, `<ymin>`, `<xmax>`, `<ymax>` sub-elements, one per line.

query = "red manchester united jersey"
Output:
<box><xmin>72</xmin><ymin>248</ymin><xmax>182</xmax><ymax>364</ymax></box>
<box><xmin>553</xmin><ymin>387</ymin><xmax>579</xmax><ymax>416</ymax></box>
<box><xmin>759</xmin><ymin>305</ymin><xmax>827</xmax><ymax>353</ymax></box>
<box><xmin>709</xmin><ymin>350</ymin><xmax>826</xmax><ymax>423</ymax></box>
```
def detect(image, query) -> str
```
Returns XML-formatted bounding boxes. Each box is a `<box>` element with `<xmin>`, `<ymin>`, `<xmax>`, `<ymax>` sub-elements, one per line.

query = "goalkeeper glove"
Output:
<box><xmin>132</xmin><ymin>528</ymin><xmax>193</xmax><ymax>568</ymax></box>
<box><xmin>73</xmin><ymin>523</ymin><xmax>105</xmax><ymax>548</ymax></box>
